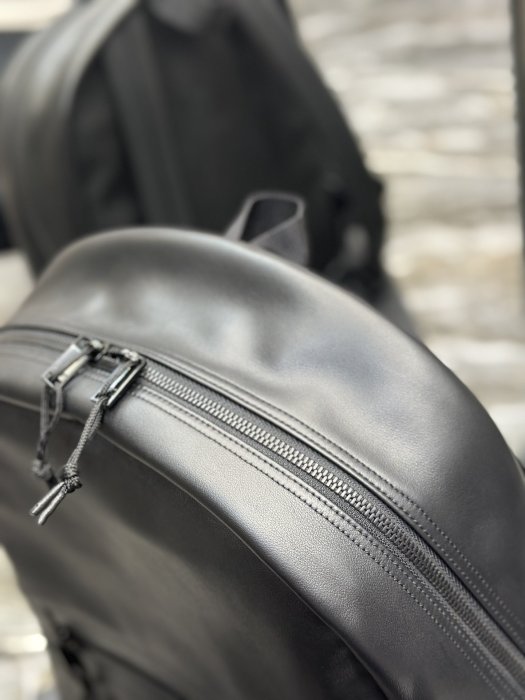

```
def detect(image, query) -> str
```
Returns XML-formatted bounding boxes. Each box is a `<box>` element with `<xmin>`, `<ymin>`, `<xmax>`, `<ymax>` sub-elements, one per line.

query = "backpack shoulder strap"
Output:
<box><xmin>102</xmin><ymin>6</ymin><xmax>191</xmax><ymax>223</ymax></box>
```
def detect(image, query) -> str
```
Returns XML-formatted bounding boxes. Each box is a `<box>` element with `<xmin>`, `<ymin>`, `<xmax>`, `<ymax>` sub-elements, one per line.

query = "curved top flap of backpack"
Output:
<box><xmin>9</xmin><ymin>228</ymin><xmax>525</xmax><ymax>654</ymax></box>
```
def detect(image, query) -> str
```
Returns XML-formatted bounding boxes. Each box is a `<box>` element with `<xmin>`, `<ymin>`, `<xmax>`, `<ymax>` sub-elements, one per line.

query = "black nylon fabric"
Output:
<box><xmin>0</xmin><ymin>0</ymin><xmax>384</xmax><ymax>278</ymax></box>
<box><xmin>72</xmin><ymin>57</ymin><xmax>142</xmax><ymax>236</ymax></box>
<box><xmin>149</xmin><ymin>7</ymin><xmax>324</xmax><ymax>229</ymax></box>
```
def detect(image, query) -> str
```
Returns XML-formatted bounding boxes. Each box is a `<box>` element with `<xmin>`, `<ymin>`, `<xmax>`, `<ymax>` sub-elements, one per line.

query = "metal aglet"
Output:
<box><xmin>29</xmin><ymin>344</ymin><xmax>145</xmax><ymax>526</ymax></box>
<box><xmin>30</xmin><ymin>478</ymin><xmax>82</xmax><ymax>526</ymax></box>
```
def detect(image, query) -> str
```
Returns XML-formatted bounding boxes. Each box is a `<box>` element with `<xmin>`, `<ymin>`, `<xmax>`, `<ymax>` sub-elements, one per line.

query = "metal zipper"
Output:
<box><xmin>30</xmin><ymin>340</ymin><xmax>144</xmax><ymax>524</ymax></box>
<box><xmin>123</xmin><ymin>360</ymin><xmax>525</xmax><ymax>696</ymax></box>
<box><xmin>32</xmin><ymin>338</ymin><xmax>106</xmax><ymax>488</ymax></box>
<box><xmin>143</xmin><ymin>364</ymin><xmax>525</xmax><ymax>691</ymax></box>
<box><xmin>1</xmin><ymin>329</ymin><xmax>525</xmax><ymax>694</ymax></box>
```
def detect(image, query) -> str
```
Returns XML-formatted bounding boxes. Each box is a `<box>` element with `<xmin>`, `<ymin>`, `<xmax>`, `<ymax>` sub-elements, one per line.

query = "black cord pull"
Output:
<box><xmin>30</xmin><ymin>347</ymin><xmax>145</xmax><ymax>525</ymax></box>
<box><xmin>31</xmin><ymin>395</ymin><xmax>108</xmax><ymax>525</ymax></box>
<box><xmin>33</xmin><ymin>382</ymin><xmax>63</xmax><ymax>486</ymax></box>
<box><xmin>32</xmin><ymin>338</ymin><xmax>105</xmax><ymax>487</ymax></box>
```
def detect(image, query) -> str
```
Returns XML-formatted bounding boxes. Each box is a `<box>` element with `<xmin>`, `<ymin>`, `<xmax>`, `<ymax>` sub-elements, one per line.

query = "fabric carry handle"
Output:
<box><xmin>225</xmin><ymin>192</ymin><xmax>308</xmax><ymax>266</ymax></box>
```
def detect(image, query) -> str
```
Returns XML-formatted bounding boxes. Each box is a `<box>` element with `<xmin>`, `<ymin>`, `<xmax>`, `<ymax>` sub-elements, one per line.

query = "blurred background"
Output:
<box><xmin>1</xmin><ymin>0</ymin><xmax>524</xmax><ymax>696</ymax></box>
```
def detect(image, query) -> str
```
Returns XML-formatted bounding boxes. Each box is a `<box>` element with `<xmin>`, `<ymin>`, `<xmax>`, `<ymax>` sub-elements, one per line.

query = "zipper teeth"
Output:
<box><xmin>145</xmin><ymin>368</ymin><xmax>374</xmax><ymax>501</ymax></box>
<box><xmin>143</xmin><ymin>366</ymin><xmax>451</xmax><ymax>561</ymax></box>
<box><xmin>141</xmin><ymin>369</ymin><xmax>439</xmax><ymax>558</ymax></box>
<box><xmin>1</xmin><ymin>332</ymin><xmax>523</xmax><ymax>686</ymax></box>
<box><xmin>144</xmin><ymin>364</ymin><xmax>525</xmax><ymax>683</ymax></box>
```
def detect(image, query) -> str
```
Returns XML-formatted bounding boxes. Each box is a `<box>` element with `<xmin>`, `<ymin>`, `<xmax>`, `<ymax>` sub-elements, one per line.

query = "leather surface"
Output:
<box><xmin>0</xmin><ymin>391</ymin><xmax>385</xmax><ymax>700</ymax></box>
<box><xmin>0</xmin><ymin>353</ymin><xmax>517</xmax><ymax>699</ymax></box>
<box><xmin>11</xmin><ymin>229</ymin><xmax>525</xmax><ymax>647</ymax></box>
<box><xmin>1</xmin><ymin>228</ymin><xmax>524</xmax><ymax>697</ymax></box>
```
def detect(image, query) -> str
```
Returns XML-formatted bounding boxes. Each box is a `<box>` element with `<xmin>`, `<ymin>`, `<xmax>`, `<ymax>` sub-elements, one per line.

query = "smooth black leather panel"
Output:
<box><xmin>1</xmin><ymin>229</ymin><xmax>525</xmax><ymax>698</ymax></box>
<box><xmin>12</xmin><ymin>228</ymin><xmax>525</xmax><ymax>653</ymax></box>
<box><xmin>0</xmin><ymin>397</ymin><xmax>385</xmax><ymax>700</ymax></box>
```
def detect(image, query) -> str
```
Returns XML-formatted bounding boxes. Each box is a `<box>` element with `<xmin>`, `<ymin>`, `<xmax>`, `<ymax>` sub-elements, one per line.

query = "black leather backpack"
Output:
<box><xmin>0</xmin><ymin>0</ymin><xmax>384</xmax><ymax>291</ymax></box>
<box><xmin>0</xmin><ymin>201</ymin><xmax>524</xmax><ymax>698</ymax></box>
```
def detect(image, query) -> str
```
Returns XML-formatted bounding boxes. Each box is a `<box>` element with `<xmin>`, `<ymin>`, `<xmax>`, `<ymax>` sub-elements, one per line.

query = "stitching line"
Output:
<box><xmin>135</xmin><ymin>387</ymin><xmax>520</xmax><ymax>700</ymax></box>
<box><xmin>0</xmin><ymin>345</ymin><xmax>518</xmax><ymax>696</ymax></box>
<box><xmin>108</xmin><ymin>335</ymin><xmax>523</xmax><ymax>640</ymax></box>
<box><xmin>150</xmin><ymin>353</ymin><xmax>525</xmax><ymax>639</ymax></box>
<box><xmin>0</xmin><ymin>338</ymin><xmax>521</xmax><ymax>640</ymax></box>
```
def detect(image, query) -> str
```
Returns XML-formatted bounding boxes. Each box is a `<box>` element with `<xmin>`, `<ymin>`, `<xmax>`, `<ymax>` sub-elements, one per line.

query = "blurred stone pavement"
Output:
<box><xmin>1</xmin><ymin>0</ymin><xmax>524</xmax><ymax>696</ymax></box>
<box><xmin>290</xmin><ymin>0</ymin><xmax>525</xmax><ymax>455</ymax></box>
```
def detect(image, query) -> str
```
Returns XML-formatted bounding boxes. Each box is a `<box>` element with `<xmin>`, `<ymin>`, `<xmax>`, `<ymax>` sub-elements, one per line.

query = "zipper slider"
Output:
<box><xmin>91</xmin><ymin>349</ymin><xmax>145</xmax><ymax>408</ymax></box>
<box><xmin>33</xmin><ymin>338</ymin><xmax>105</xmax><ymax>487</ymax></box>
<box><xmin>43</xmin><ymin>337</ymin><xmax>105</xmax><ymax>389</ymax></box>
<box><xmin>31</xmin><ymin>346</ymin><xmax>145</xmax><ymax>525</ymax></box>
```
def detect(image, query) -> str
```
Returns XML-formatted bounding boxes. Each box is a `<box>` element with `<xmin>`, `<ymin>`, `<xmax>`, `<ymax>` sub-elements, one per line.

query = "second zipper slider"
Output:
<box><xmin>91</xmin><ymin>348</ymin><xmax>145</xmax><ymax>408</ymax></box>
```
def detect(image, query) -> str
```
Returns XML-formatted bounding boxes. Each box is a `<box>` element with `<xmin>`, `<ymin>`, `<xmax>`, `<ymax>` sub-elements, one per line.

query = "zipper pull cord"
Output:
<box><xmin>30</xmin><ymin>394</ymin><xmax>109</xmax><ymax>526</ymax></box>
<box><xmin>32</xmin><ymin>382</ymin><xmax>64</xmax><ymax>486</ymax></box>
<box><xmin>32</xmin><ymin>338</ymin><xmax>106</xmax><ymax>487</ymax></box>
<box><xmin>30</xmin><ymin>347</ymin><xmax>145</xmax><ymax>526</ymax></box>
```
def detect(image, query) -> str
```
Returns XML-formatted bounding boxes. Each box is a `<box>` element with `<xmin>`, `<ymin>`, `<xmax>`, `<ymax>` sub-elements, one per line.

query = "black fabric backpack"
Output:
<box><xmin>0</xmin><ymin>0</ymin><xmax>384</xmax><ymax>293</ymax></box>
<box><xmin>0</xmin><ymin>201</ymin><xmax>524</xmax><ymax>699</ymax></box>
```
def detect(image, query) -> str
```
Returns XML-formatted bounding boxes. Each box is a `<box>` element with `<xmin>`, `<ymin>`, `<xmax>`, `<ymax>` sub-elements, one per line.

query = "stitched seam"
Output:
<box><xmin>155</xmin><ymin>358</ymin><xmax>524</xmax><ymax>638</ymax></box>
<box><xmin>294</xmin><ymin>434</ymin><xmax>525</xmax><ymax>643</ymax></box>
<box><xmin>120</xmin><ymin>339</ymin><xmax>523</xmax><ymax>637</ymax></box>
<box><xmin>1</xmin><ymin>336</ymin><xmax>521</xmax><ymax>638</ymax></box>
<box><xmin>0</xmin><ymin>344</ymin><xmax>515</xmax><ymax>696</ymax></box>
<box><xmin>298</xmin><ymin>438</ymin><xmax>525</xmax><ymax>641</ymax></box>
<box><xmin>135</xmin><ymin>387</ymin><xmax>520</xmax><ymax>700</ymax></box>
<box><xmin>142</xmin><ymin>352</ymin><xmax>524</xmax><ymax>640</ymax></box>
<box><xmin>10</xmin><ymin>323</ymin><xmax>519</xmax><ymax>631</ymax></box>
<box><xmin>0</xmin><ymin>348</ymin><xmax>108</xmax><ymax>383</ymax></box>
